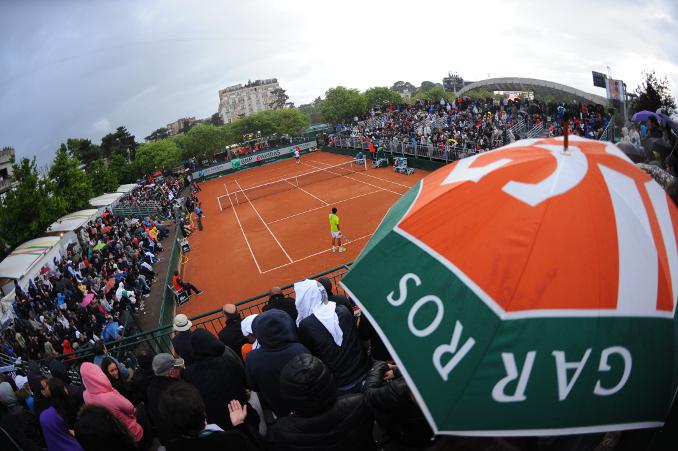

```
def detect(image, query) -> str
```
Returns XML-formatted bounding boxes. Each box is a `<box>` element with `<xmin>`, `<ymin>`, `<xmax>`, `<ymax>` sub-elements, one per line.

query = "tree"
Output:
<box><xmin>49</xmin><ymin>145</ymin><xmax>94</xmax><ymax>210</ymax></box>
<box><xmin>89</xmin><ymin>160</ymin><xmax>119</xmax><ymax>195</ymax></box>
<box><xmin>269</xmin><ymin>88</ymin><xmax>290</xmax><ymax>110</ymax></box>
<box><xmin>108</xmin><ymin>153</ymin><xmax>139</xmax><ymax>184</ymax></box>
<box><xmin>632</xmin><ymin>70</ymin><xmax>676</xmax><ymax>114</ymax></box>
<box><xmin>66</xmin><ymin>138</ymin><xmax>100</xmax><ymax>166</ymax></box>
<box><xmin>320</xmin><ymin>86</ymin><xmax>367</xmax><ymax>124</ymax></box>
<box><xmin>298</xmin><ymin>97</ymin><xmax>324</xmax><ymax>124</ymax></box>
<box><xmin>135</xmin><ymin>139</ymin><xmax>182</xmax><ymax>175</ymax></box>
<box><xmin>101</xmin><ymin>126</ymin><xmax>137</xmax><ymax>160</ymax></box>
<box><xmin>230</xmin><ymin>109</ymin><xmax>310</xmax><ymax>141</ymax></box>
<box><xmin>210</xmin><ymin>113</ymin><xmax>224</xmax><ymax>126</ymax></box>
<box><xmin>145</xmin><ymin>127</ymin><xmax>169</xmax><ymax>142</ymax></box>
<box><xmin>411</xmin><ymin>86</ymin><xmax>454</xmax><ymax>103</ymax></box>
<box><xmin>419</xmin><ymin>81</ymin><xmax>442</xmax><ymax>92</ymax></box>
<box><xmin>363</xmin><ymin>87</ymin><xmax>403</xmax><ymax>109</ymax></box>
<box><xmin>184</xmin><ymin>124</ymin><xmax>226</xmax><ymax>160</ymax></box>
<box><xmin>0</xmin><ymin>158</ymin><xmax>66</xmax><ymax>247</ymax></box>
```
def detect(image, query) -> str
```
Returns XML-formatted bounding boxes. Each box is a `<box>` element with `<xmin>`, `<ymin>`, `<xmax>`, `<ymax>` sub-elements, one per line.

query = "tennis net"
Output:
<box><xmin>218</xmin><ymin>159</ymin><xmax>368</xmax><ymax>211</ymax></box>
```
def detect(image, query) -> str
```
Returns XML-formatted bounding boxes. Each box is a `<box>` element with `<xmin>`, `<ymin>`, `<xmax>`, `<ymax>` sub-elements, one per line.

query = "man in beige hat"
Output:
<box><xmin>171</xmin><ymin>314</ymin><xmax>194</xmax><ymax>364</ymax></box>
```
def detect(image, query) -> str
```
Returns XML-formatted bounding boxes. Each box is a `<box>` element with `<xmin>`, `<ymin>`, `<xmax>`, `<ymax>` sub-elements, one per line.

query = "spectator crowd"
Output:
<box><xmin>331</xmin><ymin>97</ymin><xmax>614</xmax><ymax>155</ymax></box>
<box><xmin>0</xmin><ymin>275</ymin><xmax>445</xmax><ymax>451</ymax></box>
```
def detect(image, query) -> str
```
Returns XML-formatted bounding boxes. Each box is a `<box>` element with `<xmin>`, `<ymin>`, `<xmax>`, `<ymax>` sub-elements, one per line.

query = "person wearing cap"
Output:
<box><xmin>171</xmin><ymin>314</ymin><xmax>194</xmax><ymax>365</ymax></box>
<box><xmin>217</xmin><ymin>304</ymin><xmax>248</xmax><ymax>359</ymax></box>
<box><xmin>267</xmin><ymin>354</ymin><xmax>374</xmax><ymax>450</ymax></box>
<box><xmin>146</xmin><ymin>353</ymin><xmax>183</xmax><ymax>445</ymax></box>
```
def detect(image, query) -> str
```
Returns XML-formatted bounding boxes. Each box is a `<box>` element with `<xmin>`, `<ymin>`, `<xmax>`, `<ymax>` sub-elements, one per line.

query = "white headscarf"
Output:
<box><xmin>240</xmin><ymin>314</ymin><xmax>259</xmax><ymax>350</ymax></box>
<box><xmin>294</xmin><ymin>279</ymin><xmax>343</xmax><ymax>346</ymax></box>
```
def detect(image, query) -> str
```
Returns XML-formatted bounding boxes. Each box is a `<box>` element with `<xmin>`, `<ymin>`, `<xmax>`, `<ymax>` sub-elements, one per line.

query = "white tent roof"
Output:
<box><xmin>89</xmin><ymin>192</ymin><xmax>124</xmax><ymax>207</ymax></box>
<box><xmin>116</xmin><ymin>183</ymin><xmax>139</xmax><ymax>193</ymax></box>
<box><xmin>0</xmin><ymin>236</ymin><xmax>61</xmax><ymax>280</ymax></box>
<box><xmin>46</xmin><ymin>209</ymin><xmax>99</xmax><ymax>233</ymax></box>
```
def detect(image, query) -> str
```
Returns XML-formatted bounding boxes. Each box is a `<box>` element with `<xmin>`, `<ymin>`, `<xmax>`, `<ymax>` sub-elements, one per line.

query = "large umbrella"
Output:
<box><xmin>632</xmin><ymin>110</ymin><xmax>664</xmax><ymax>122</ymax></box>
<box><xmin>92</xmin><ymin>243</ymin><xmax>106</xmax><ymax>251</ymax></box>
<box><xmin>341</xmin><ymin>136</ymin><xmax>678</xmax><ymax>436</ymax></box>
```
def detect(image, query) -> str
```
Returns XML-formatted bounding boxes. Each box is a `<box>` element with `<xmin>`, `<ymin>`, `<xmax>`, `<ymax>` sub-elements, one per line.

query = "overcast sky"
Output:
<box><xmin>1</xmin><ymin>0</ymin><xmax>677</xmax><ymax>165</ymax></box>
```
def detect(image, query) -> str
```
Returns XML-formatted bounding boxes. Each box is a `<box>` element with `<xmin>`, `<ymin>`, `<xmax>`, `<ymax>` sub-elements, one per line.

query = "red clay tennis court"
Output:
<box><xmin>179</xmin><ymin>151</ymin><xmax>426</xmax><ymax>316</ymax></box>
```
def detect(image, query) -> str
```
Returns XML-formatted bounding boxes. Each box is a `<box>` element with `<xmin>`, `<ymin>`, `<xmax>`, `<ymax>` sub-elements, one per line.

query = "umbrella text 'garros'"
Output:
<box><xmin>387</xmin><ymin>272</ymin><xmax>633</xmax><ymax>403</ymax></box>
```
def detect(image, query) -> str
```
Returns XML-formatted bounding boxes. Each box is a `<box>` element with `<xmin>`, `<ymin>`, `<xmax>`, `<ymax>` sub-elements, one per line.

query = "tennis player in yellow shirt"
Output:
<box><xmin>329</xmin><ymin>207</ymin><xmax>345</xmax><ymax>253</ymax></box>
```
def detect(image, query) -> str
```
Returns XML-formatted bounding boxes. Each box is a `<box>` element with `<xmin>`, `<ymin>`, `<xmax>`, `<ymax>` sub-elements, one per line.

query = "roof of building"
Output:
<box><xmin>0</xmin><ymin>236</ymin><xmax>61</xmax><ymax>280</ymax></box>
<box><xmin>46</xmin><ymin>209</ymin><xmax>99</xmax><ymax>233</ymax></box>
<box><xmin>457</xmin><ymin>77</ymin><xmax>608</xmax><ymax>105</ymax></box>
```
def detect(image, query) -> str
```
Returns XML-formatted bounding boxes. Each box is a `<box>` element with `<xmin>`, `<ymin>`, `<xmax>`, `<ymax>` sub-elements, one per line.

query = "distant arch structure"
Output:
<box><xmin>457</xmin><ymin>77</ymin><xmax>608</xmax><ymax>105</ymax></box>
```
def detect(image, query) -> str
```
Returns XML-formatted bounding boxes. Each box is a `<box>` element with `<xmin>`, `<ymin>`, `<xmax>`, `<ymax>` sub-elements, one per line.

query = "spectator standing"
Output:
<box><xmin>39</xmin><ymin>378</ymin><xmax>84</xmax><ymax>451</ymax></box>
<box><xmin>129</xmin><ymin>347</ymin><xmax>155</xmax><ymax>405</ymax></box>
<box><xmin>262</xmin><ymin>286</ymin><xmax>298</xmax><ymax>321</ymax></box>
<box><xmin>246</xmin><ymin>309</ymin><xmax>310</xmax><ymax>417</ymax></box>
<box><xmin>158</xmin><ymin>381</ymin><xmax>262</xmax><ymax>450</ymax></box>
<box><xmin>268</xmin><ymin>354</ymin><xmax>375</xmax><ymax>451</ymax></box>
<box><xmin>80</xmin><ymin>362</ymin><xmax>145</xmax><ymax>446</ymax></box>
<box><xmin>217</xmin><ymin>304</ymin><xmax>249</xmax><ymax>359</ymax></box>
<box><xmin>146</xmin><ymin>353</ymin><xmax>183</xmax><ymax>445</ymax></box>
<box><xmin>183</xmin><ymin>329</ymin><xmax>258</xmax><ymax>431</ymax></box>
<box><xmin>171</xmin><ymin>313</ymin><xmax>195</xmax><ymax>365</ymax></box>
<box><xmin>74</xmin><ymin>405</ymin><xmax>137</xmax><ymax>451</ymax></box>
<box><xmin>294</xmin><ymin>279</ymin><xmax>369</xmax><ymax>395</ymax></box>
<box><xmin>364</xmin><ymin>361</ymin><xmax>433</xmax><ymax>447</ymax></box>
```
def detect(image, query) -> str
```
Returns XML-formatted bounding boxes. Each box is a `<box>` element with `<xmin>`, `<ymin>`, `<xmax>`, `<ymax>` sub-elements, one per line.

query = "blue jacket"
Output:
<box><xmin>246</xmin><ymin>310</ymin><xmax>309</xmax><ymax>417</ymax></box>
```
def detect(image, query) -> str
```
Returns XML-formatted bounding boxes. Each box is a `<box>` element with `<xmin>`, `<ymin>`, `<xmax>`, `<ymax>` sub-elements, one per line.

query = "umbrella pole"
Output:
<box><xmin>563</xmin><ymin>112</ymin><xmax>570</xmax><ymax>152</ymax></box>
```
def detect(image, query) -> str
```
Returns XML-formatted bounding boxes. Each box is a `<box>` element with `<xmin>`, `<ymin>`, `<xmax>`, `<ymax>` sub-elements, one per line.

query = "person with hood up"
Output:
<box><xmin>294</xmin><ymin>279</ymin><xmax>369</xmax><ymax>395</ymax></box>
<box><xmin>183</xmin><ymin>328</ymin><xmax>259</xmax><ymax>431</ymax></box>
<box><xmin>268</xmin><ymin>354</ymin><xmax>375</xmax><ymax>450</ymax></box>
<box><xmin>245</xmin><ymin>309</ymin><xmax>309</xmax><ymax>417</ymax></box>
<box><xmin>80</xmin><ymin>362</ymin><xmax>145</xmax><ymax>445</ymax></box>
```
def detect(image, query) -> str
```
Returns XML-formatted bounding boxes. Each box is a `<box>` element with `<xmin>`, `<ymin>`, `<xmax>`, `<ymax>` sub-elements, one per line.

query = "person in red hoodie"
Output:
<box><xmin>80</xmin><ymin>362</ymin><xmax>146</xmax><ymax>447</ymax></box>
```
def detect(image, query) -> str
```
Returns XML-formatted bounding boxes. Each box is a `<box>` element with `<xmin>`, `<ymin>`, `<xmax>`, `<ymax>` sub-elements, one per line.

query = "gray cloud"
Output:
<box><xmin>1</xmin><ymin>0</ymin><xmax>676</xmax><ymax>165</ymax></box>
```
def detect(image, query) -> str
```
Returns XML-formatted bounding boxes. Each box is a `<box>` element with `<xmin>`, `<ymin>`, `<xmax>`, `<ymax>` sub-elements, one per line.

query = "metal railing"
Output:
<box><xmin>332</xmin><ymin>135</ymin><xmax>481</xmax><ymax>164</ymax></box>
<box><xmin>526</xmin><ymin>123</ymin><xmax>545</xmax><ymax>138</ymax></box>
<box><xmin>111</xmin><ymin>205</ymin><xmax>166</xmax><ymax>220</ymax></box>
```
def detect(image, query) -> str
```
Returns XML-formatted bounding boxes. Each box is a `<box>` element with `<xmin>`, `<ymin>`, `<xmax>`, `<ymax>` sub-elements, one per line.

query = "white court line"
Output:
<box><xmin>261</xmin><ymin>233</ymin><xmax>373</xmax><ymax>274</ymax></box>
<box><xmin>268</xmin><ymin>190</ymin><xmax>384</xmax><ymax>224</ymax></box>
<box><xmin>283</xmin><ymin>179</ymin><xmax>328</xmax><ymax>206</ymax></box>
<box><xmin>300</xmin><ymin>161</ymin><xmax>403</xmax><ymax>196</ymax></box>
<box><xmin>307</xmin><ymin>158</ymin><xmax>414</xmax><ymax>189</ymax></box>
<box><xmin>224</xmin><ymin>184</ymin><xmax>262</xmax><ymax>274</ymax></box>
<box><xmin>235</xmin><ymin>179</ymin><xmax>294</xmax><ymax>264</ymax></box>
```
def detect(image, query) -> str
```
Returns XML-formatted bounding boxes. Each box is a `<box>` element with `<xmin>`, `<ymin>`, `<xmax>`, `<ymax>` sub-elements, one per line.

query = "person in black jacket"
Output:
<box><xmin>217</xmin><ymin>304</ymin><xmax>248</xmax><ymax>359</ymax></box>
<box><xmin>146</xmin><ymin>353</ymin><xmax>182</xmax><ymax>445</ymax></box>
<box><xmin>318</xmin><ymin>277</ymin><xmax>355</xmax><ymax>313</ymax></box>
<box><xmin>183</xmin><ymin>329</ymin><xmax>259</xmax><ymax>431</ymax></box>
<box><xmin>48</xmin><ymin>359</ymin><xmax>85</xmax><ymax>405</ymax></box>
<box><xmin>294</xmin><ymin>279</ymin><xmax>369</xmax><ymax>395</ymax></box>
<box><xmin>158</xmin><ymin>381</ymin><xmax>262</xmax><ymax>451</ymax></box>
<box><xmin>268</xmin><ymin>354</ymin><xmax>375</xmax><ymax>451</ymax></box>
<box><xmin>364</xmin><ymin>361</ymin><xmax>433</xmax><ymax>447</ymax></box>
<box><xmin>262</xmin><ymin>287</ymin><xmax>298</xmax><ymax>321</ymax></box>
<box><xmin>246</xmin><ymin>309</ymin><xmax>309</xmax><ymax>417</ymax></box>
<box><xmin>129</xmin><ymin>346</ymin><xmax>155</xmax><ymax>405</ymax></box>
